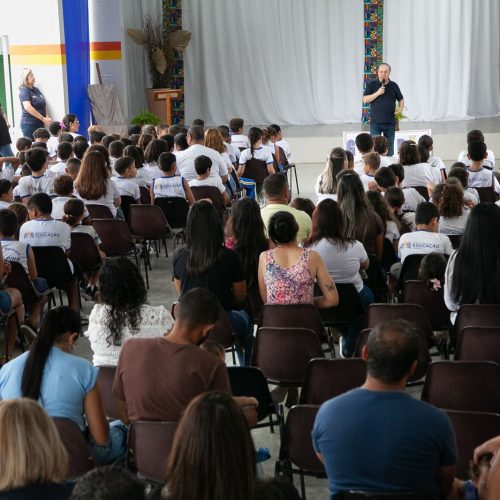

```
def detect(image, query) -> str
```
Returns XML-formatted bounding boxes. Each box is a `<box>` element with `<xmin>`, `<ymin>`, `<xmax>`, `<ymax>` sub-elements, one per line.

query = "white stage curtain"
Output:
<box><xmin>183</xmin><ymin>0</ymin><xmax>364</xmax><ymax>125</ymax></box>
<box><xmin>384</xmin><ymin>0</ymin><xmax>500</xmax><ymax>121</ymax></box>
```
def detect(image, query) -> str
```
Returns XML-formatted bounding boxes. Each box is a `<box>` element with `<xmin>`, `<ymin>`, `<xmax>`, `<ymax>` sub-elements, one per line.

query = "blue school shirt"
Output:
<box><xmin>0</xmin><ymin>347</ymin><xmax>98</xmax><ymax>431</ymax></box>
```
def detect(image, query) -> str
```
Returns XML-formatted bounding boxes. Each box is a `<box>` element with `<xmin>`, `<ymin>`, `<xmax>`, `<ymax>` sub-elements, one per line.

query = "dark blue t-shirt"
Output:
<box><xmin>19</xmin><ymin>86</ymin><xmax>46</xmax><ymax>126</ymax></box>
<box><xmin>364</xmin><ymin>79</ymin><xmax>403</xmax><ymax>124</ymax></box>
<box><xmin>312</xmin><ymin>388</ymin><xmax>457</xmax><ymax>499</ymax></box>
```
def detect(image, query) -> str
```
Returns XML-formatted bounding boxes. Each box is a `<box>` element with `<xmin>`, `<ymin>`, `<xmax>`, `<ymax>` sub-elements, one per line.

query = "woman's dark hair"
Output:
<box><xmin>268</xmin><ymin>211</ymin><xmax>298</xmax><ymax>244</ymax></box>
<box><xmin>418</xmin><ymin>252</ymin><xmax>447</xmax><ymax>284</ymax></box>
<box><xmin>97</xmin><ymin>257</ymin><xmax>147</xmax><ymax>346</ymax></box>
<box><xmin>164</xmin><ymin>392</ymin><xmax>256</xmax><ymax>500</ymax></box>
<box><xmin>447</xmin><ymin>166</ymin><xmax>468</xmax><ymax>189</ymax></box>
<box><xmin>123</xmin><ymin>145</ymin><xmax>145</xmax><ymax>170</ymax></box>
<box><xmin>367</xmin><ymin>190</ymin><xmax>394</xmax><ymax>234</ymax></box>
<box><xmin>248</xmin><ymin>127</ymin><xmax>263</xmax><ymax>157</ymax></box>
<box><xmin>144</xmin><ymin>139</ymin><xmax>169</xmax><ymax>164</ymax></box>
<box><xmin>318</xmin><ymin>147</ymin><xmax>345</xmax><ymax>194</ymax></box>
<box><xmin>174</xmin><ymin>133</ymin><xmax>189</xmax><ymax>151</ymax></box>
<box><xmin>418</xmin><ymin>145</ymin><xmax>430</xmax><ymax>163</ymax></box>
<box><xmin>399</xmin><ymin>141</ymin><xmax>421</xmax><ymax>166</ymax></box>
<box><xmin>185</xmin><ymin>201</ymin><xmax>224</xmax><ymax>275</ymax></box>
<box><xmin>289</xmin><ymin>197</ymin><xmax>315</xmax><ymax>218</ymax></box>
<box><xmin>438</xmin><ymin>182</ymin><xmax>464</xmax><ymax>218</ymax></box>
<box><xmin>373</xmin><ymin>135</ymin><xmax>388</xmax><ymax>155</ymax></box>
<box><xmin>61</xmin><ymin>198</ymin><xmax>85</xmax><ymax>226</ymax></box>
<box><xmin>61</xmin><ymin>113</ymin><xmax>77</xmax><ymax>131</ymax></box>
<box><xmin>21</xmin><ymin>307</ymin><xmax>81</xmax><ymax>400</ymax></box>
<box><xmin>451</xmin><ymin>203</ymin><xmax>500</xmax><ymax>306</ymax></box>
<box><xmin>87</xmin><ymin>144</ymin><xmax>110</xmax><ymax>169</ymax></box>
<box><xmin>304</xmin><ymin>199</ymin><xmax>354</xmax><ymax>250</ymax></box>
<box><xmin>418</xmin><ymin>134</ymin><xmax>433</xmax><ymax>151</ymax></box>
<box><xmin>230</xmin><ymin>198</ymin><xmax>268</xmax><ymax>287</ymax></box>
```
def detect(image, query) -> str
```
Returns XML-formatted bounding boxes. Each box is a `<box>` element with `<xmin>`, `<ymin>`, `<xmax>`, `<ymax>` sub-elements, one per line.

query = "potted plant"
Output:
<box><xmin>394</xmin><ymin>106</ymin><xmax>408</xmax><ymax>131</ymax></box>
<box><xmin>127</xmin><ymin>15</ymin><xmax>191</xmax><ymax>121</ymax></box>
<box><xmin>131</xmin><ymin>111</ymin><xmax>161</xmax><ymax>127</ymax></box>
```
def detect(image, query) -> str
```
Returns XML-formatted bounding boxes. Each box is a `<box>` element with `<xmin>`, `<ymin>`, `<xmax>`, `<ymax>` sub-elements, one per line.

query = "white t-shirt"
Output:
<box><xmin>71</xmin><ymin>224</ymin><xmax>101</xmax><ymax>245</ymax></box>
<box><xmin>85</xmin><ymin>303</ymin><xmax>174</xmax><ymax>366</ymax></box>
<box><xmin>224</xmin><ymin>142</ymin><xmax>240</xmax><ymax>163</ymax></box>
<box><xmin>0</xmin><ymin>200</ymin><xmax>11</xmax><ymax>209</ymax></box>
<box><xmin>1</xmin><ymin>163</ymin><xmax>15</xmax><ymax>182</ymax></box>
<box><xmin>135</xmin><ymin>168</ymin><xmax>151</xmax><ymax>188</ymax></box>
<box><xmin>402</xmin><ymin>187</ymin><xmax>425</xmax><ymax>212</ymax></box>
<box><xmin>398</xmin><ymin>230</ymin><xmax>453</xmax><ymax>263</ymax></box>
<box><xmin>276</xmin><ymin>139</ymin><xmax>292</xmax><ymax>161</ymax></box>
<box><xmin>152</xmin><ymin>175</ymin><xmax>186</xmax><ymax>199</ymax></box>
<box><xmin>176</xmin><ymin>144</ymin><xmax>228</xmax><ymax>181</ymax></box>
<box><xmin>75</xmin><ymin>179</ymin><xmax>120</xmax><ymax>217</ymax></box>
<box><xmin>18</xmin><ymin>174</ymin><xmax>55</xmax><ymax>199</ymax></box>
<box><xmin>19</xmin><ymin>218</ymin><xmax>71</xmax><ymax>251</ymax></box>
<box><xmin>112</xmin><ymin>177</ymin><xmax>141</xmax><ymax>200</ymax></box>
<box><xmin>444</xmin><ymin>251</ymin><xmax>459</xmax><ymax>324</ymax></box>
<box><xmin>47</xmin><ymin>136</ymin><xmax>59</xmax><ymax>158</ymax></box>
<box><xmin>221</xmin><ymin>151</ymin><xmax>233</xmax><ymax>173</ymax></box>
<box><xmin>316</xmin><ymin>193</ymin><xmax>337</xmax><ymax>205</ymax></box>
<box><xmin>429</xmin><ymin>155</ymin><xmax>446</xmax><ymax>172</ymax></box>
<box><xmin>401</xmin><ymin>163</ymin><xmax>436</xmax><ymax>188</ymax></box>
<box><xmin>239</xmin><ymin>147</ymin><xmax>274</xmax><ymax>166</ymax></box>
<box><xmin>386</xmin><ymin>220</ymin><xmax>400</xmax><ymax>242</ymax></box>
<box><xmin>359</xmin><ymin>173</ymin><xmax>376</xmax><ymax>191</ymax></box>
<box><xmin>1</xmin><ymin>239</ymin><xmax>30</xmax><ymax>273</ymax></box>
<box><xmin>188</xmin><ymin>176</ymin><xmax>226</xmax><ymax>194</ymax></box>
<box><xmin>51</xmin><ymin>196</ymin><xmax>90</xmax><ymax>220</ymax></box>
<box><xmin>467</xmin><ymin>168</ymin><xmax>500</xmax><ymax>193</ymax></box>
<box><xmin>142</xmin><ymin>162</ymin><xmax>163</xmax><ymax>181</ymax></box>
<box><xmin>458</xmin><ymin>149</ymin><xmax>495</xmax><ymax>170</ymax></box>
<box><xmin>438</xmin><ymin>210</ymin><xmax>469</xmax><ymax>236</ymax></box>
<box><xmin>48</xmin><ymin>161</ymin><xmax>67</xmax><ymax>177</ymax></box>
<box><xmin>230</xmin><ymin>134</ymin><xmax>250</xmax><ymax>149</ymax></box>
<box><xmin>380</xmin><ymin>155</ymin><xmax>396</xmax><ymax>167</ymax></box>
<box><xmin>308</xmin><ymin>238</ymin><xmax>367</xmax><ymax>292</ymax></box>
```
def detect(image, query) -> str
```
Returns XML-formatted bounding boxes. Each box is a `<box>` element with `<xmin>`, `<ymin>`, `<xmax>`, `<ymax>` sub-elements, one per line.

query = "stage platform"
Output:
<box><xmin>279</xmin><ymin>116</ymin><xmax>500</xmax><ymax>166</ymax></box>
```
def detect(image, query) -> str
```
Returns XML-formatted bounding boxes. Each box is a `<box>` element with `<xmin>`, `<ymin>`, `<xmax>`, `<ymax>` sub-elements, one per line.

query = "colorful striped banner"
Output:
<box><xmin>10</xmin><ymin>44</ymin><xmax>66</xmax><ymax>65</ymax></box>
<box><xmin>90</xmin><ymin>41</ymin><xmax>122</xmax><ymax>61</ymax></box>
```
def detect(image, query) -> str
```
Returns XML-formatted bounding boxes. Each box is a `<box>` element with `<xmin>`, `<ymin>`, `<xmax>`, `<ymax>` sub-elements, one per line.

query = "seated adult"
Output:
<box><xmin>260</xmin><ymin>174</ymin><xmax>311</xmax><ymax>243</ymax></box>
<box><xmin>113</xmin><ymin>288</ymin><xmax>257</xmax><ymax>424</ymax></box>
<box><xmin>0</xmin><ymin>307</ymin><xmax>126</xmax><ymax>465</ymax></box>
<box><xmin>0</xmin><ymin>399</ymin><xmax>74</xmax><ymax>499</ymax></box>
<box><xmin>312</xmin><ymin>319</ymin><xmax>457</xmax><ymax>499</ymax></box>
<box><xmin>85</xmin><ymin>257</ymin><xmax>174</xmax><ymax>366</ymax></box>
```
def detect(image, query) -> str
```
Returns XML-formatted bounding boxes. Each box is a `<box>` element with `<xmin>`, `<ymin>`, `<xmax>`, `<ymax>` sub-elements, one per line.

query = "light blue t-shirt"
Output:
<box><xmin>0</xmin><ymin>347</ymin><xmax>98</xmax><ymax>431</ymax></box>
<box><xmin>312</xmin><ymin>388</ymin><xmax>457</xmax><ymax>499</ymax></box>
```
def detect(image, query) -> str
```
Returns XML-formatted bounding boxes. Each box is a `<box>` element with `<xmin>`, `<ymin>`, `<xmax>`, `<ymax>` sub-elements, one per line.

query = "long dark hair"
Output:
<box><xmin>185</xmin><ymin>201</ymin><xmax>224</xmax><ymax>275</ymax></box>
<box><xmin>144</xmin><ymin>139</ymin><xmax>169</xmax><ymax>164</ymax></box>
<box><xmin>451</xmin><ymin>203</ymin><xmax>500</xmax><ymax>306</ymax></box>
<box><xmin>231</xmin><ymin>198</ymin><xmax>268</xmax><ymax>287</ymax></box>
<box><xmin>97</xmin><ymin>257</ymin><xmax>148</xmax><ymax>346</ymax></box>
<box><xmin>164</xmin><ymin>392</ymin><xmax>256</xmax><ymax>500</ymax></box>
<box><xmin>123</xmin><ymin>145</ymin><xmax>145</xmax><ymax>170</ymax></box>
<box><xmin>21</xmin><ymin>307</ymin><xmax>81</xmax><ymax>400</ymax></box>
<box><xmin>303</xmin><ymin>199</ymin><xmax>354</xmax><ymax>250</ymax></box>
<box><xmin>248</xmin><ymin>127</ymin><xmax>263</xmax><ymax>157</ymax></box>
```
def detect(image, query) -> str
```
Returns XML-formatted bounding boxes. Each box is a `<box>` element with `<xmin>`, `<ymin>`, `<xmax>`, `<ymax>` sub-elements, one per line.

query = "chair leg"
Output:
<box><xmin>162</xmin><ymin>238</ymin><xmax>169</xmax><ymax>258</ymax></box>
<box><xmin>142</xmin><ymin>245</ymin><xmax>150</xmax><ymax>289</ymax></box>
<box><xmin>299</xmin><ymin>471</ymin><xmax>306</xmax><ymax>500</ymax></box>
<box><xmin>294</xmin><ymin>166</ymin><xmax>299</xmax><ymax>195</ymax></box>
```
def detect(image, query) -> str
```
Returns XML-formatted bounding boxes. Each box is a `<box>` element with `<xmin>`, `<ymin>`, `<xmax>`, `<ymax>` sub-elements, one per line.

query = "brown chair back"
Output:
<box><xmin>97</xmin><ymin>366</ymin><xmax>119</xmax><ymax>420</ymax></box>
<box><xmin>252</xmin><ymin>327</ymin><xmax>324</xmax><ymax>385</ymax></box>
<box><xmin>454</xmin><ymin>305</ymin><xmax>500</xmax><ymax>339</ymax></box>
<box><xmin>127</xmin><ymin>420</ymin><xmax>178</xmax><ymax>483</ymax></box>
<box><xmin>5</xmin><ymin>261</ymin><xmax>40</xmax><ymax>304</ymax></box>
<box><xmin>140</xmin><ymin>186</ymin><xmax>151</xmax><ymax>205</ymax></box>
<box><xmin>86</xmin><ymin>204</ymin><xmax>114</xmax><ymax>220</ymax></box>
<box><xmin>129</xmin><ymin>204</ymin><xmax>170</xmax><ymax>240</ymax></box>
<box><xmin>190</xmin><ymin>185</ymin><xmax>225</xmax><ymax>217</ymax></box>
<box><xmin>412</xmin><ymin>186</ymin><xmax>429</xmax><ymax>201</ymax></box>
<box><xmin>207</xmin><ymin>307</ymin><xmax>235</xmax><ymax>349</ymax></box>
<box><xmin>52</xmin><ymin>417</ymin><xmax>94</xmax><ymax>479</ymax></box>
<box><xmin>70</xmin><ymin>233</ymin><xmax>103</xmax><ymax>273</ymax></box>
<box><xmin>475</xmin><ymin>186</ymin><xmax>496</xmax><ymax>203</ymax></box>
<box><xmin>154</xmin><ymin>197</ymin><xmax>189</xmax><ymax>229</ymax></box>
<box><xmin>300</xmin><ymin>358</ymin><xmax>366</xmax><ymax>405</ymax></box>
<box><xmin>455</xmin><ymin>327</ymin><xmax>500</xmax><ymax>364</ymax></box>
<box><xmin>92</xmin><ymin>219</ymin><xmax>135</xmax><ymax>257</ymax></box>
<box><xmin>243</xmin><ymin>158</ymin><xmax>270</xmax><ymax>184</ymax></box>
<box><xmin>421</xmin><ymin>361</ymin><xmax>500</xmax><ymax>413</ymax></box>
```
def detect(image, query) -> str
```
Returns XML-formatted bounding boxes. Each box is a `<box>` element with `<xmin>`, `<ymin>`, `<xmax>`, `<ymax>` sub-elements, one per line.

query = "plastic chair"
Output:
<box><xmin>300</xmin><ymin>358</ymin><xmax>366</xmax><ymax>405</ymax></box>
<box><xmin>412</xmin><ymin>186</ymin><xmax>430</xmax><ymax>201</ymax></box>
<box><xmin>139</xmin><ymin>186</ymin><xmax>151</xmax><ymax>205</ymax></box>
<box><xmin>397</xmin><ymin>254</ymin><xmax>425</xmax><ymax>292</ymax></box>
<box><xmin>190</xmin><ymin>185</ymin><xmax>226</xmax><ymax>217</ymax></box>
<box><xmin>242</xmin><ymin>158</ymin><xmax>270</xmax><ymax>185</ymax></box>
<box><xmin>227</xmin><ymin>366</ymin><xmax>280</xmax><ymax>431</ymax></box>
<box><xmin>455</xmin><ymin>327</ymin><xmax>500</xmax><ymax>364</ymax></box>
<box><xmin>447</xmin><ymin>234</ymin><xmax>462</xmax><ymax>250</ymax></box>
<box><xmin>69</xmin><ymin>233</ymin><xmax>103</xmax><ymax>275</ymax></box>
<box><xmin>364</xmin><ymin>254</ymin><xmax>388</xmax><ymax>303</ymax></box>
<box><xmin>258</xmin><ymin>303</ymin><xmax>333</xmax><ymax>357</ymax></box>
<box><xmin>129</xmin><ymin>205</ymin><xmax>170</xmax><ymax>288</ymax></box>
<box><xmin>119</xmin><ymin>195</ymin><xmax>137</xmax><ymax>224</ymax></box>
<box><xmin>453</xmin><ymin>305</ymin><xmax>500</xmax><ymax>340</ymax></box>
<box><xmin>97</xmin><ymin>365</ymin><xmax>119</xmax><ymax>421</ymax></box>
<box><xmin>154</xmin><ymin>197</ymin><xmax>189</xmax><ymax>253</ymax></box>
<box><xmin>127</xmin><ymin>420</ymin><xmax>178</xmax><ymax>483</ymax></box>
<box><xmin>421</xmin><ymin>361</ymin><xmax>500</xmax><ymax>413</ymax></box>
<box><xmin>380</xmin><ymin>237</ymin><xmax>399</xmax><ymax>273</ymax></box>
<box><xmin>445</xmin><ymin>410</ymin><xmax>500</xmax><ymax>479</ymax></box>
<box><xmin>207</xmin><ymin>307</ymin><xmax>237</xmax><ymax>363</ymax></box>
<box><xmin>252</xmin><ymin>327</ymin><xmax>324</xmax><ymax>387</ymax></box>
<box><xmin>91</xmin><ymin>219</ymin><xmax>139</xmax><ymax>266</ymax></box>
<box><xmin>245</xmin><ymin>283</ymin><xmax>264</xmax><ymax>324</ymax></box>
<box><xmin>276</xmin><ymin>405</ymin><xmax>325</xmax><ymax>500</ymax></box>
<box><xmin>319</xmin><ymin>283</ymin><xmax>365</xmax><ymax>330</ymax></box>
<box><xmin>86</xmin><ymin>203</ymin><xmax>114</xmax><ymax>220</ymax></box>
<box><xmin>475</xmin><ymin>186</ymin><xmax>496</xmax><ymax>203</ymax></box>
<box><xmin>52</xmin><ymin>417</ymin><xmax>94</xmax><ymax>479</ymax></box>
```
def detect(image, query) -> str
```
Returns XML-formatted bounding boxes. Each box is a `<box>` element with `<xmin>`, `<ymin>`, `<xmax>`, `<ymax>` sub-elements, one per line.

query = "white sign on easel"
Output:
<box><xmin>343</xmin><ymin>129</ymin><xmax>432</xmax><ymax>156</ymax></box>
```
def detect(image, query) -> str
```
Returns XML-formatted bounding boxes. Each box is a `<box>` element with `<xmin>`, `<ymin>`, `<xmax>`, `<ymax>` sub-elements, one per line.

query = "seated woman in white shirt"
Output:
<box><xmin>74</xmin><ymin>151</ymin><xmax>121</xmax><ymax>218</ymax></box>
<box><xmin>418</xmin><ymin>135</ymin><xmax>446</xmax><ymax>182</ymax></box>
<box><xmin>399</xmin><ymin>140</ymin><xmax>436</xmax><ymax>191</ymax></box>
<box><xmin>433</xmin><ymin>180</ymin><xmax>470</xmax><ymax>236</ymax></box>
<box><xmin>85</xmin><ymin>257</ymin><xmax>174</xmax><ymax>366</ymax></box>
<box><xmin>444</xmin><ymin>203</ymin><xmax>500</xmax><ymax>324</ymax></box>
<box><xmin>303</xmin><ymin>199</ymin><xmax>372</xmax><ymax>357</ymax></box>
<box><xmin>315</xmin><ymin>147</ymin><xmax>346</xmax><ymax>204</ymax></box>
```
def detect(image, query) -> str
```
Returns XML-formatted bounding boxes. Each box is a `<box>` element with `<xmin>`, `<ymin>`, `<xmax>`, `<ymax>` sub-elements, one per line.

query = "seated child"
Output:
<box><xmin>417</xmin><ymin>252</ymin><xmax>447</xmax><ymax>292</ymax></box>
<box><xmin>0</xmin><ymin>180</ymin><xmax>14</xmax><ymax>209</ymax></box>
<box><xmin>47</xmin><ymin>122</ymin><xmax>62</xmax><ymax>159</ymax></box>
<box><xmin>384</xmin><ymin>186</ymin><xmax>415</xmax><ymax>233</ymax></box>
<box><xmin>367</xmin><ymin>190</ymin><xmax>400</xmax><ymax>252</ymax></box>
<box><xmin>0</xmin><ymin>208</ymin><xmax>48</xmax><ymax>330</ymax></box>
<box><xmin>8</xmin><ymin>202</ymin><xmax>29</xmax><ymax>229</ymax></box>
<box><xmin>49</xmin><ymin>141</ymin><xmax>73</xmax><ymax>177</ymax></box>
<box><xmin>289</xmin><ymin>197</ymin><xmax>315</xmax><ymax>219</ymax></box>
<box><xmin>373</xmin><ymin>135</ymin><xmax>396</xmax><ymax>167</ymax></box>
<box><xmin>73</xmin><ymin>140</ymin><xmax>89</xmax><ymax>161</ymax></box>
<box><xmin>51</xmin><ymin>175</ymin><xmax>90</xmax><ymax>222</ymax></box>
<box><xmin>448</xmin><ymin>165</ymin><xmax>480</xmax><ymax>207</ymax></box>
<box><xmin>18</xmin><ymin>148</ymin><xmax>55</xmax><ymax>203</ymax></box>
<box><xmin>359</xmin><ymin>152</ymin><xmax>381</xmax><ymax>191</ymax></box>
<box><xmin>188</xmin><ymin>155</ymin><xmax>229</xmax><ymax>205</ymax></box>
<box><xmin>11</xmin><ymin>137</ymin><xmax>32</xmax><ymax>181</ymax></box>
<box><xmin>151</xmin><ymin>152</ymin><xmax>195</xmax><ymax>205</ymax></box>
<box><xmin>112</xmin><ymin>156</ymin><xmax>141</xmax><ymax>202</ymax></box>
<box><xmin>229</xmin><ymin>118</ymin><xmax>250</xmax><ymax>149</ymax></box>
<box><xmin>64</xmin><ymin>157</ymin><xmax>81</xmax><ymax>181</ymax></box>
<box><xmin>109</xmin><ymin>140</ymin><xmax>124</xmax><ymax>172</ymax></box>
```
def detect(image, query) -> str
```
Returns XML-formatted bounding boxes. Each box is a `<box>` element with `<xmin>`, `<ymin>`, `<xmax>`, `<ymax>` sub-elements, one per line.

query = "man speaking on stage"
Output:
<box><xmin>363</xmin><ymin>63</ymin><xmax>404</xmax><ymax>156</ymax></box>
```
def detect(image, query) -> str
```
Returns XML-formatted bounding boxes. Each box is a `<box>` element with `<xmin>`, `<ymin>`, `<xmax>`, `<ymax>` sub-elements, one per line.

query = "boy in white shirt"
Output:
<box><xmin>46</xmin><ymin>122</ymin><xmax>62</xmax><ymax>159</ymax></box>
<box><xmin>188</xmin><ymin>155</ymin><xmax>229</xmax><ymax>205</ymax></box>
<box><xmin>270</xmin><ymin>123</ymin><xmax>292</xmax><ymax>162</ymax></box>
<box><xmin>353</xmin><ymin>133</ymin><xmax>375</xmax><ymax>175</ymax></box>
<box><xmin>19</xmin><ymin>193</ymin><xmax>78</xmax><ymax>310</ymax></box>
<box><xmin>0</xmin><ymin>180</ymin><xmax>13</xmax><ymax>209</ymax></box>
<box><xmin>49</xmin><ymin>141</ymin><xmax>73</xmax><ymax>177</ymax></box>
<box><xmin>229</xmin><ymin>118</ymin><xmax>250</xmax><ymax>149</ymax></box>
<box><xmin>458</xmin><ymin>129</ymin><xmax>495</xmax><ymax>170</ymax></box>
<box><xmin>360</xmin><ymin>152</ymin><xmax>381</xmax><ymax>191</ymax></box>
<box><xmin>218</xmin><ymin>125</ymin><xmax>240</xmax><ymax>165</ymax></box>
<box><xmin>112</xmin><ymin>156</ymin><xmax>141</xmax><ymax>202</ymax></box>
<box><xmin>467</xmin><ymin>141</ymin><xmax>500</xmax><ymax>196</ymax></box>
<box><xmin>33</xmin><ymin>128</ymin><xmax>50</xmax><ymax>148</ymax></box>
<box><xmin>51</xmin><ymin>175</ymin><xmax>90</xmax><ymax>221</ymax></box>
<box><xmin>109</xmin><ymin>140</ymin><xmax>125</xmax><ymax>174</ymax></box>
<box><xmin>390</xmin><ymin>202</ymin><xmax>453</xmax><ymax>279</ymax></box>
<box><xmin>64</xmin><ymin>158</ymin><xmax>81</xmax><ymax>182</ymax></box>
<box><xmin>373</xmin><ymin>135</ymin><xmax>396</xmax><ymax>168</ymax></box>
<box><xmin>18</xmin><ymin>148</ymin><xmax>55</xmax><ymax>204</ymax></box>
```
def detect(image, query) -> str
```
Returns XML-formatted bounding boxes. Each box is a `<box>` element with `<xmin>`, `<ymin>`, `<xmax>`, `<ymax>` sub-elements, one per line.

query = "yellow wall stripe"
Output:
<box><xmin>90</xmin><ymin>50</ymin><xmax>122</xmax><ymax>61</ymax></box>
<box><xmin>10</xmin><ymin>54</ymin><xmax>66</xmax><ymax>65</ymax></box>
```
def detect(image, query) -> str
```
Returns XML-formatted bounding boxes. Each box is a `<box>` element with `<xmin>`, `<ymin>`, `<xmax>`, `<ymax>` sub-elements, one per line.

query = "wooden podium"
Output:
<box><xmin>152</xmin><ymin>89</ymin><xmax>184</xmax><ymax>125</ymax></box>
